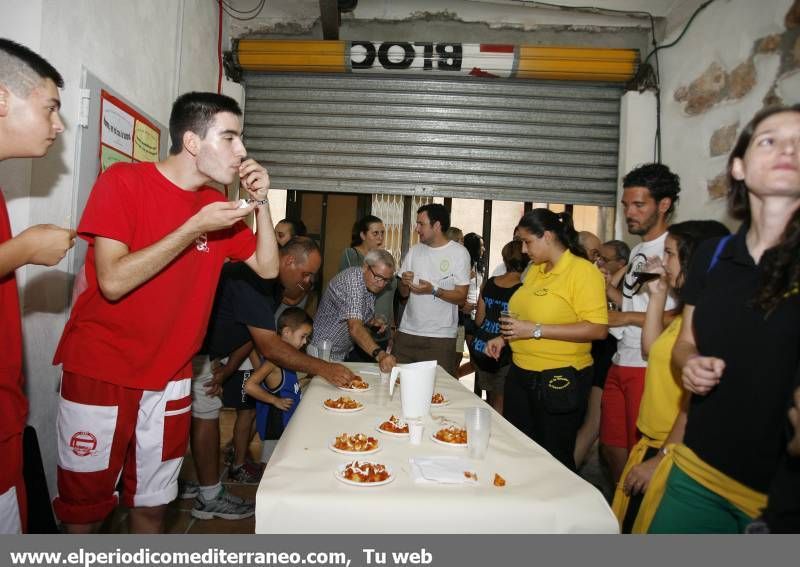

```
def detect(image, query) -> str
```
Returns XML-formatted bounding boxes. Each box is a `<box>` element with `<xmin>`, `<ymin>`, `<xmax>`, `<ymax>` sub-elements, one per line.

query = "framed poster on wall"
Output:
<box><xmin>69</xmin><ymin>68</ymin><xmax>169</xmax><ymax>280</ymax></box>
<box><xmin>99</xmin><ymin>90</ymin><xmax>161</xmax><ymax>171</ymax></box>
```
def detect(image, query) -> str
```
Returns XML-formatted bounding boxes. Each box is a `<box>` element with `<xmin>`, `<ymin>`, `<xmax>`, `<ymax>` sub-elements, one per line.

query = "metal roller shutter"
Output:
<box><xmin>243</xmin><ymin>73</ymin><xmax>622</xmax><ymax>206</ymax></box>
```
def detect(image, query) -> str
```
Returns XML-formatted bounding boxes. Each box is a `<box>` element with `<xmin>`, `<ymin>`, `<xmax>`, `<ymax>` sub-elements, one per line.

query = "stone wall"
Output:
<box><xmin>659</xmin><ymin>0</ymin><xmax>798</xmax><ymax>225</ymax></box>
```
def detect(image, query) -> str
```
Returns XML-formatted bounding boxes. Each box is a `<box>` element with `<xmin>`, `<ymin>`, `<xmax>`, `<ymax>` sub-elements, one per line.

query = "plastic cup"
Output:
<box><xmin>499</xmin><ymin>311</ymin><xmax>518</xmax><ymax>338</ymax></box>
<box><xmin>320</xmin><ymin>339</ymin><xmax>332</xmax><ymax>362</ymax></box>
<box><xmin>408</xmin><ymin>420</ymin><xmax>424</xmax><ymax>445</ymax></box>
<box><xmin>465</xmin><ymin>407</ymin><xmax>491</xmax><ymax>459</ymax></box>
<box><xmin>377</xmin><ymin>370</ymin><xmax>391</xmax><ymax>406</ymax></box>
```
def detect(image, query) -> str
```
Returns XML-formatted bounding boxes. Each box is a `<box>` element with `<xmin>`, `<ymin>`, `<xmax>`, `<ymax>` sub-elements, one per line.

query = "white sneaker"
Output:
<box><xmin>191</xmin><ymin>487</ymin><xmax>255</xmax><ymax>520</ymax></box>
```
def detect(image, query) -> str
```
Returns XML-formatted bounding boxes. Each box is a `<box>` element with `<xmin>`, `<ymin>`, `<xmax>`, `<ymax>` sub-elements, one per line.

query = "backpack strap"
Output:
<box><xmin>708</xmin><ymin>235</ymin><xmax>733</xmax><ymax>273</ymax></box>
<box><xmin>346</xmin><ymin>247</ymin><xmax>360</xmax><ymax>268</ymax></box>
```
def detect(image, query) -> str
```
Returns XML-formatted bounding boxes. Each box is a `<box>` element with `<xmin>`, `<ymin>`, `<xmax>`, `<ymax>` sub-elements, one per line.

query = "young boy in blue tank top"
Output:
<box><xmin>244</xmin><ymin>308</ymin><xmax>313</xmax><ymax>460</ymax></box>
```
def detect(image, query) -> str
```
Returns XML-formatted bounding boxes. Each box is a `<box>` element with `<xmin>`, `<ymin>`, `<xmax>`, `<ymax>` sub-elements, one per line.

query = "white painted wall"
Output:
<box><xmin>658</xmin><ymin>0</ymin><xmax>796</xmax><ymax>227</ymax></box>
<box><xmin>0</xmin><ymin>0</ymin><xmax>43</xmax><ymax>291</ymax></box>
<box><xmin>1</xmin><ymin>0</ymin><xmax>223</xmax><ymax>499</ymax></box>
<box><xmin>616</xmin><ymin>90</ymin><xmax>658</xmax><ymax>241</ymax></box>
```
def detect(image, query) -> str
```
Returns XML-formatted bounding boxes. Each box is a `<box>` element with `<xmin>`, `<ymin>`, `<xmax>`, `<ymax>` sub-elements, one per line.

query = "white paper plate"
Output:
<box><xmin>322</xmin><ymin>400</ymin><xmax>364</xmax><ymax>413</ymax></box>
<box><xmin>375</xmin><ymin>422</ymin><xmax>410</xmax><ymax>437</ymax></box>
<box><xmin>430</xmin><ymin>431</ymin><xmax>467</xmax><ymax>447</ymax></box>
<box><xmin>335</xmin><ymin>463</ymin><xmax>395</xmax><ymax>487</ymax></box>
<box><xmin>328</xmin><ymin>436</ymin><xmax>381</xmax><ymax>455</ymax></box>
<box><xmin>337</xmin><ymin>382</ymin><xmax>372</xmax><ymax>393</ymax></box>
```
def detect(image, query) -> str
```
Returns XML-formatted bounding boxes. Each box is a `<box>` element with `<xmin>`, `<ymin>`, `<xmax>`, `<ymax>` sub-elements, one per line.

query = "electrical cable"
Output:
<box><xmin>511</xmin><ymin>0</ymin><xmax>654</xmax><ymax>20</ymax></box>
<box><xmin>643</xmin><ymin>0</ymin><xmax>716</xmax><ymax>66</ymax></box>
<box><xmin>217</xmin><ymin>0</ymin><xmax>224</xmax><ymax>94</ymax></box>
<box><xmin>221</xmin><ymin>0</ymin><xmax>266</xmax><ymax>21</ymax></box>
<box><xmin>221</xmin><ymin>0</ymin><xmax>264</xmax><ymax>14</ymax></box>
<box><xmin>645</xmin><ymin>0</ymin><xmax>716</xmax><ymax>162</ymax></box>
<box><xmin>515</xmin><ymin>1</ymin><xmax>665</xmax><ymax>162</ymax></box>
<box><xmin>217</xmin><ymin>1</ymin><xmax>229</xmax><ymax>200</ymax></box>
<box><xmin>648</xmin><ymin>13</ymin><xmax>662</xmax><ymax>163</ymax></box>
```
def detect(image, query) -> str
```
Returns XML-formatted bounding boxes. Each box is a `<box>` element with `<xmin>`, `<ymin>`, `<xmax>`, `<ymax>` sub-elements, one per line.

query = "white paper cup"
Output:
<box><xmin>408</xmin><ymin>420</ymin><xmax>424</xmax><ymax>445</ymax></box>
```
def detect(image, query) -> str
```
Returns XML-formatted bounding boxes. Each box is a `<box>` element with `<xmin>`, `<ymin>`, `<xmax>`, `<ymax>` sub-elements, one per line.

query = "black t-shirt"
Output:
<box><xmin>681</xmin><ymin>225</ymin><xmax>800</xmax><ymax>492</ymax></box>
<box><xmin>469</xmin><ymin>276</ymin><xmax>522</xmax><ymax>372</ymax></box>
<box><xmin>201</xmin><ymin>262</ymin><xmax>281</xmax><ymax>359</ymax></box>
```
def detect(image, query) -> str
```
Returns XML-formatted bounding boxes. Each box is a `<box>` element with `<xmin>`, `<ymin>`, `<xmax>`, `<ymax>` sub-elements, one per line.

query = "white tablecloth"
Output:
<box><xmin>255</xmin><ymin>363</ymin><xmax>618</xmax><ymax>533</ymax></box>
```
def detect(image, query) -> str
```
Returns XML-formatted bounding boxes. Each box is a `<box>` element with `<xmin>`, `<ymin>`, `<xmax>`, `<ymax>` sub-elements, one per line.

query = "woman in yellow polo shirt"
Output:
<box><xmin>611</xmin><ymin>220</ymin><xmax>729</xmax><ymax>532</ymax></box>
<box><xmin>485</xmin><ymin>209</ymin><xmax>608</xmax><ymax>470</ymax></box>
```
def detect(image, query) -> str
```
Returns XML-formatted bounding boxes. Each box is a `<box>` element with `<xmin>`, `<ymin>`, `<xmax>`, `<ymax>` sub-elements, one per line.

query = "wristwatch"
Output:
<box><xmin>371</xmin><ymin>347</ymin><xmax>384</xmax><ymax>361</ymax></box>
<box><xmin>532</xmin><ymin>323</ymin><xmax>543</xmax><ymax>340</ymax></box>
<box><xmin>431</xmin><ymin>284</ymin><xmax>439</xmax><ymax>298</ymax></box>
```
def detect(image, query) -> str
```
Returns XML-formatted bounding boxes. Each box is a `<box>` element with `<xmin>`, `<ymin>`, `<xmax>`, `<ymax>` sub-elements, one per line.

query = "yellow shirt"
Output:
<box><xmin>508</xmin><ymin>250</ymin><xmax>607</xmax><ymax>372</ymax></box>
<box><xmin>636</xmin><ymin>315</ymin><xmax>683</xmax><ymax>441</ymax></box>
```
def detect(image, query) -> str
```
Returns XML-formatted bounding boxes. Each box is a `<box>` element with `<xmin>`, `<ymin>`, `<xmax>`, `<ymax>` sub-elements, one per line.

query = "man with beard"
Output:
<box><xmin>395</xmin><ymin>204</ymin><xmax>470</xmax><ymax>376</ymax></box>
<box><xmin>600</xmin><ymin>163</ymin><xmax>681</xmax><ymax>484</ymax></box>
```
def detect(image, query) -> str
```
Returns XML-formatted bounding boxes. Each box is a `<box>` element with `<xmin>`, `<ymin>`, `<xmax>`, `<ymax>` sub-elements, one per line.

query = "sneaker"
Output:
<box><xmin>191</xmin><ymin>487</ymin><xmax>255</xmax><ymax>520</ymax></box>
<box><xmin>178</xmin><ymin>479</ymin><xmax>199</xmax><ymax>499</ymax></box>
<box><xmin>228</xmin><ymin>461</ymin><xmax>263</xmax><ymax>484</ymax></box>
<box><xmin>222</xmin><ymin>444</ymin><xmax>235</xmax><ymax>467</ymax></box>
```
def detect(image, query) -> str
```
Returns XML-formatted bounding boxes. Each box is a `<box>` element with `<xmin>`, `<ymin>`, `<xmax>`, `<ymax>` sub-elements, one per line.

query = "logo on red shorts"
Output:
<box><xmin>70</xmin><ymin>431</ymin><xmax>98</xmax><ymax>457</ymax></box>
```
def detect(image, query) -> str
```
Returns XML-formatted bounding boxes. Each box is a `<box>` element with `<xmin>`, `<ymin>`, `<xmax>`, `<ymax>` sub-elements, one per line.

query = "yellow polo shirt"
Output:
<box><xmin>636</xmin><ymin>315</ymin><xmax>683</xmax><ymax>441</ymax></box>
<box><xmin>508</xmin><ymin>250</ymin><xmax>607</xmax><ymax>372</ymax></box>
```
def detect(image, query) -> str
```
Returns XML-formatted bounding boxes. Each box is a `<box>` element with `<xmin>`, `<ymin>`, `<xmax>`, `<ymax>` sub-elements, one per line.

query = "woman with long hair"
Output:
<box><xmin>338</xmin><ymin>215</ymin><xmax>396</xmax><ymax>358</ymax></box>
<box><xmin>610</xmin><ymin>220</ymin><xmax>730</xmax><ymax>532</ymax></box>
<box><xmin>469</xmin><ymin>240</ymin><xmax>528</xmax><ymax>413</ymax></box>
<box><xmin>485</xmin><ymin>209</ymin><xmax>608</xmax><ymax>470</ymax></box>
<box><xmin>462</xmin><ymin>232</ymin><xmax>485</xmax><ymax>319</ymax></box>
<box><xmin>643</xmin><ymin>105</ymin><xmax>800</xmax><ymax>533</ymax></box>
<box><xmin>457</xmin><ymin>232</ymin><xmax>485</xmax><ymax>377</ymax></box>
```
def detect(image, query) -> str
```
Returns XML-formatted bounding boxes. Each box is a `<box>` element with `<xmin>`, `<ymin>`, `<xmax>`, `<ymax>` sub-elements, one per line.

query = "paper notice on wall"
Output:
<box><xmin>101</xmin><ymin>99</ymin><xmax>134</xmax><ymax>155</ymax></box>
<box><xmin>100</xmin><ymin>144</ymin><xmax>132</xmax><ymax>172</ymax></box>
<box><xmin>133</xmin><ymin>120</ymin><xmax>160</xmax><ymax>162</ymax></box>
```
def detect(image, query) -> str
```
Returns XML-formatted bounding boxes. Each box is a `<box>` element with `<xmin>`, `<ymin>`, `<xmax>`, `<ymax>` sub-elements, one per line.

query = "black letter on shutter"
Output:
<box><xmin>351</xmin><ymin>41</ymin><xmax>376</xmax><ymax>69</ymax></box>
<box><xmin>436</xmin><ymin>44</ymin><xmax>463</xmax><ymax>71</ymax></box>
<box><xmin>415</xmin><ymin>42</ymin><xmax>434</xmax><ymax>70</ymax></box>
<box><xmin>378</xmin><ymin>42</ymin><xmax>415</xmax><ymax>69</ymax></box>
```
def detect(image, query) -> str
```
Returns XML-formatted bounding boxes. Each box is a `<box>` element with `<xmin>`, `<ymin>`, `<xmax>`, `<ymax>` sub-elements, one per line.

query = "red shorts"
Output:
<box><xmin>599</xmin><ymin>364</ymin><xmax>646</xmax><ymax>450</ymax></box>
<box><xmin>53</xmin><ymin>372</ymin><xmax>191</xmax><ymax>525</ymax></box>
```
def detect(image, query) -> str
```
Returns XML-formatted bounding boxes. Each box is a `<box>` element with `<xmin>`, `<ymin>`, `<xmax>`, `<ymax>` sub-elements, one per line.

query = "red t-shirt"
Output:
<box><xmin>0</xmin><ymin>190</ymin><xmax>26</xmax><ymax>441</ymax></box>
<box><xmin>53</xmin><ymin>163</ymin><xmax>256</xmax><ymax>390</ymax></box>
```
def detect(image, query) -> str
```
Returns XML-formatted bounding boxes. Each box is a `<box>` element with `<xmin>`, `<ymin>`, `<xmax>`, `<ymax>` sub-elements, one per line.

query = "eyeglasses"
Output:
<box><xmin>367</xmin><ymin>264</ymin><xmax>393</xmax><ymax>285</ymax></box>
<box><xmin>596</xmin><ymin>255</ymin><xmax>620</xmax><ymax>266</ymax></box>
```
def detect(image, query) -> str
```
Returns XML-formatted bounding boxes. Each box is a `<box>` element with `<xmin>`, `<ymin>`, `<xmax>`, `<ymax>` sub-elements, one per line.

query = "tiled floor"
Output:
<box><xmin>102</xmin><ymin>366</ymin><xmax>611</xmax><ymax>533</ymax></box>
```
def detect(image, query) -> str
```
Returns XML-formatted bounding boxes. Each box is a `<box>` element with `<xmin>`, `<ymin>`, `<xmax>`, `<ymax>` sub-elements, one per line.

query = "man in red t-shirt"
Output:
<box><xmin>52</xmin><ymin>91</ymin><xmax>282</xmax><ymax>533</ymax></box>
<box><xmin>0</xmin><ymin>39</ymin><xmax>75</xmax><ymax>535</ymax></box>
